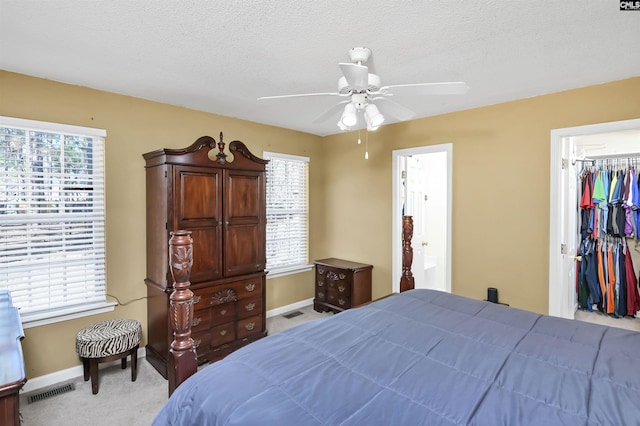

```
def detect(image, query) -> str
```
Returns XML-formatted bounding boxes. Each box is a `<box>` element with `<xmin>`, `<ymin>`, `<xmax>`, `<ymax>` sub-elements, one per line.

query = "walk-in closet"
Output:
<box><xmin>572</xmin><ymin>129</ymin><xmax>640</xmax><ymax>332</ymax></box>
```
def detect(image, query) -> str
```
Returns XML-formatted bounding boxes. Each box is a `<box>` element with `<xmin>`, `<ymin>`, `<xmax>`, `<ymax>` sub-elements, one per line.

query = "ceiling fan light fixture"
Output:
<box><xmin>366</xmin><ymin>122</ymin><xmax>381</xmax><ymax>132</ymax></box>
<box><xmin>364</xmin><ymin>103</ymin><xmax>384</xmax><ymax>130</ymax></box>
<box><xmin>337</xmin><ymin>121</ymin><xmax>349</xmax><ymax>131</ymax></box>
<box><xmin>339</xmin><ymin>103</ymin><xmax>358</xmax><ymax>128</ymax></box>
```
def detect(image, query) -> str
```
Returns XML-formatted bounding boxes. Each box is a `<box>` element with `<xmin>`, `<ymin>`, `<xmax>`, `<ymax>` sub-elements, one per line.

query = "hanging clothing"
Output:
<box><xmin>625</xmin><ymin>244</ymin><xmax>640</xmax><ymax>315</ymax></box>
<box><xmin>576</xmin><ymin>160</ymin><xmax>640</xmax><ymax>319</ymax></box>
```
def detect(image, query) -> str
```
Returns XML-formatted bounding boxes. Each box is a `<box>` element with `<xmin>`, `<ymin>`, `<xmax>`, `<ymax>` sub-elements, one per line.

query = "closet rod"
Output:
<box><xmin>573</xmin><ymin>153</ymin><xmax>640</xmax><ymax>165</ymax></box>
<box><xmin>582</xmin><ymin>152</ymin><xmax>640</xmax><ymax>160</ymax></box>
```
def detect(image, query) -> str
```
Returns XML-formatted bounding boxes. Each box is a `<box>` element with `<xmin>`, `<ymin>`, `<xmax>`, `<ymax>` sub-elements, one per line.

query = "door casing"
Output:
<box><xmin>392</xmin><ymin>144</ymin><xmax>452</xmax><ymax>294</ymax></box>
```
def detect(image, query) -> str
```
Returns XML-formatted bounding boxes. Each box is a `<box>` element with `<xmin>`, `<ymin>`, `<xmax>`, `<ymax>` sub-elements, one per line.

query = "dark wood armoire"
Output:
<box><xmin>143</xmin><ymin>133</ymin><xmax>268</xmax><ymax>378</ymax></box>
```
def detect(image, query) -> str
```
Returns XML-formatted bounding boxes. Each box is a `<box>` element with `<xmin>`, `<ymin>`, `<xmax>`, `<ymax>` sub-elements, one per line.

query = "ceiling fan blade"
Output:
<box><xmin>257</xmin><ymin>92</ymin><xmax>343</xmax><ymax>101</ymax></box>
<box><xmin>378</xmin><ymin>82</ymin><xmax>469</xmax><ymax>97</ymax></box>
<box><xmin>339</xmin><ymin>63</ymin><xmax>369</xmax><ymax>91</ymax></box>
<box><xmin>311</xmin><ymin>100</ymin><xmax>350</xmax><ymax>124</ymax></box>
<box><xmin>371</xmin><ymin>97</ymin><xmax>417</xmax><ymax>122</ymax></box>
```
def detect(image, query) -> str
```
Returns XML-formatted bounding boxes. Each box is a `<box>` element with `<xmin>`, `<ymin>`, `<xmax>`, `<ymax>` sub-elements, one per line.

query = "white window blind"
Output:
<box><xmin>264</xmin><ymin>152</ymin><xmax>309</xmax><ymax>275</ymax></box>
<box><xmin>0</xmin><ymin>116</ymin><xmax>107</xmax><ymax>319</ymax></box>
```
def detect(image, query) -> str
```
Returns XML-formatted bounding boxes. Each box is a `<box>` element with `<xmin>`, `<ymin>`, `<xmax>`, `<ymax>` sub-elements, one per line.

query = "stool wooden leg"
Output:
<box><xmin>131</xmin><ymin>345</ymin><xmax>138</xmax><ymax>382</ymax></box>
<box><xmin>89</xmin><ymin>359</ymin><xmax>99</xmax><ymax>395</ymax></box>
<box><xmin>82</xmin><ymin>358</ymin><xmax>90</xmax><ymax>381</ymax></box>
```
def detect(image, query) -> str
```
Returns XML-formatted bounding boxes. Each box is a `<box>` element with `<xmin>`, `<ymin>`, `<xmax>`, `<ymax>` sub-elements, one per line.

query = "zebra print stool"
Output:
<box><xmin>75</xmin><ymin>319</ymin><xmax>142</xmax><ymax>395</ymax></box>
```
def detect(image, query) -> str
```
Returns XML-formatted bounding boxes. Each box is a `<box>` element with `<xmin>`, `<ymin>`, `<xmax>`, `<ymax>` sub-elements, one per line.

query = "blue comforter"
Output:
<box><xmin>153</xmin><ymin>289</ymin><xmax>640</xmax><ymax>425</ymax></box>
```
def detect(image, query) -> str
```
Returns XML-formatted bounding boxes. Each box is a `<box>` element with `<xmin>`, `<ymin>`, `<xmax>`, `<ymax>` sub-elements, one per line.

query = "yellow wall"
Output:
<box><xmin>0</xmin><ymin>71</ymin><xmax>325</xmax><ymax>379</ymax></box>
<box><xmin>322</xmin><ymin>77</ymin><xmax>640</xmax><ymax>311</ymax></box>
<box><xmin>1</xmin><ymin>70</ymin><xmax>639</xmax><ymax>380</ymax></box>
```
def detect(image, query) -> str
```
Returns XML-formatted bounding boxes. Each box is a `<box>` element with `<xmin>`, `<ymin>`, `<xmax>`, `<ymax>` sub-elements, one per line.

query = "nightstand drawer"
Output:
<box><xmin>327</xmin><ymin>291</ymin><xmax>350</xmax><ymax>308</ymax></box>
<box><xmin>327</xmin><ymin>279</ymin><xmax>351</xmax><ymax>296</ymax></box>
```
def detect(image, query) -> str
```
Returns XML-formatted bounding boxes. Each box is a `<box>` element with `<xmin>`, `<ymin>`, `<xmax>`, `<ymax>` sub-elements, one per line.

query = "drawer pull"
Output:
<box><xmin>245</xmin><ymin>283</ymin><xmax>256</xmax><ymax>292</ymax></box>
<box><xmin>317</xmin><ymin>291</ymin><xmax>325</xmax><ymax>298</ymax></box>
<box><xmin>318</xmin><ymin>268</ymin><xmax>325</xmax><ymax>274</ymax></box>
<box><xmin>220</xmin><ymin>309</ymin><xmax>227</xmax><ymax>316</ymax></box>
<box><xmin>338</xmin><ymin>285</ymin><xmax>346</xmax><ymax>293</ymax></box>
<box><xmin>245</xmin><ymin>303</ymin><xmax>255</xmax><ymax>311</ymax></box>
<box><xmin>245</xmin><ymin>322</ymin><xmax>255</xmax><ymax>331</ymax></box>
<box><xmin>328</xmin><ymin>271</ymin><xmax>339</xmax><ymax>281</ymax></box>
<box><xmin>220</xmin><ymin>330</ymin><xmax>227</xmax><ymax>336</ymax></box>
<box><xmin>338</xmin><ymin>298</ymin><xmax>346</xmax><ymax>306</ymax></box>
<box><xmin>192</xmin><ymin>317</ymin><xmax>202</xmax><ymax>327</ymax></box>
<box><xmin>193</xmin><ymin>295</ymin><xmax>202</xmax><ymax>304</ymax></box>
<box><xmin>192</xmin><ymin>338</ymin><xmax>201</xmax><ymax>348</ymax></box>
<box><xmin>318</xmin><ymin>280</ymin><xmax>324</xmax><ymax>287</ymax></box>
<box><xmin>339</xmin><ymin>273</ymin><xmax>346</xmax><ymax>280</ymax></box>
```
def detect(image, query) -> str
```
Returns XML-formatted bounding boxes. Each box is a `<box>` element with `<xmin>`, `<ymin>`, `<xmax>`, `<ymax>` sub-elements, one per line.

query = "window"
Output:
<box><xmin>263</xmin><ymin>152</ymin><xmax>311</xmax><ymax>277</ymax></box>
<box><xmin>0</xmin><ymin>116</ymin><xmax>110</xmax><ymax>325</ymax></box>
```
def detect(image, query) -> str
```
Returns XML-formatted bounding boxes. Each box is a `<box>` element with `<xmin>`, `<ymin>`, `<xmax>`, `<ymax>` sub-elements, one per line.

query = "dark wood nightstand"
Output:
<box><xmin>313</xmin><ymin>258</ymin><xmax>373</xmax><ymax>313</ymax></box>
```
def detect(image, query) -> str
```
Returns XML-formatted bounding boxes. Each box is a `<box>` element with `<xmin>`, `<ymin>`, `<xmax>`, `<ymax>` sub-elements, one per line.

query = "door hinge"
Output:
<box><xmin>560</xmin><ymin>243</ymin><xmax>567</xmax><ymax>254</ymax></box>
<box><xmin>561</xmin><ymin>158</ymin><xmax>568</xmax><ymax>169</ymax></box>
<box><xmin>164</xmin><ymin>170</ymin><xmax>168</xmax><ymax>178</ymax></box>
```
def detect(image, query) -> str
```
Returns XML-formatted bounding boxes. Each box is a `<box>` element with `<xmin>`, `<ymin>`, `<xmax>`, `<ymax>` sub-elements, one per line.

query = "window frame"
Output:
<box><xmin>263</xmin><ymin>151</ymin><xmax>312</xmax><ymax>278</ymax></box>
<box><xmin>0</xmin><ymin>116</ymin><xmax>114</xmax><ymax>328</ymax></box>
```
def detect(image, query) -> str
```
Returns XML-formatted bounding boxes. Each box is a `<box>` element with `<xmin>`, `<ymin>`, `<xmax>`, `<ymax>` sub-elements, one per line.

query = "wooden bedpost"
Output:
<box><xmin>400</xmin><ymin>215</ymin><xmax>415</xmax><ymax>292</ymax></box>
<box><xmin>167</xmin><ymin>230</ymin><xmax>198</xmax><ymax>396</ymax></box>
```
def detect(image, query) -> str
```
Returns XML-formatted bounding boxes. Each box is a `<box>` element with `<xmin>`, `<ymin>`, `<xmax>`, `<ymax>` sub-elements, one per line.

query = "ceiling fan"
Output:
<box><xmin>258</xmin><ymin>47</ymin><xmax>469</xmax><ymax>132</ymax></box>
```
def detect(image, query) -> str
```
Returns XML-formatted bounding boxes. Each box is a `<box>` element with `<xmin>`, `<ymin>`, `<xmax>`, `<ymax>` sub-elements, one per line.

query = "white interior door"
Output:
<box><xmin>422</xmin><ymin>152</ymin><xmax>448</xmax><ymax>291</ymax></box>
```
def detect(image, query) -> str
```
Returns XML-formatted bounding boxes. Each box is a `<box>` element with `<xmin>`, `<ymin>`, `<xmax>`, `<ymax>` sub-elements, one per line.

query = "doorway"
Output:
<box><xmin>548</xmin><ymin>118</ymin><xmax>640</xmax><ymax>319</ymax></box>
<box><xmin>392</xmin><ymin>144</ymin><xmax>452</xmax><ymax>294</ymax></box>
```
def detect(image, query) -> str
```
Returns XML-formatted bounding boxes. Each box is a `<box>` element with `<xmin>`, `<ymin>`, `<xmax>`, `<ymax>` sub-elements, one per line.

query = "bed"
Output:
<box><xmin>155</xmin><ymin>224</ymin><xmax>639</xmax><ymax>425</ymax></box>
<box><xmin>154</xmin><ymin>287</ymin><xmax>640</xmax><ymax>425</ymax></box>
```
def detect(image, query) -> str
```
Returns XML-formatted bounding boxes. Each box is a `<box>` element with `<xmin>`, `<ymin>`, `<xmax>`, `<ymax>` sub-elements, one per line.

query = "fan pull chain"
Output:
<box><xmin>365</xmin><ymin>131</ymin><xmax>369</xmax><ymax>160</ymax></box>
<box><xmin>357</xmin><ymin>129</ymin><xmax>361</xmax><ymax>145</ymax></box>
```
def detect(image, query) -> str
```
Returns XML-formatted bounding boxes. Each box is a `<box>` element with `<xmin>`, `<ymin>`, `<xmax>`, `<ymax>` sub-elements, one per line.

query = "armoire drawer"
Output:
<box><xmin>210</xmin><ymin>303</ymin><xmax>236</xmax><ymax>324</ymax></box>
<box><xmin>227</xmin><ymin>278</ymin><xmax>263</xmax><ymax>300</ymax></box>
<box><xmin>190</xmin><ymin>310</ymin><xmax>211</xmax><ymax>332</ymax></box>
<box><xmin>191</xmin><ymin>278</ymin><xmax>263</xmax><ymax>309</ymax></box>
<box><xmin>209</xmin><ymin>322</ymin><xmax>236</xmax><ymax>348</ymax></box>
<box><xmin>237</xmin><ymin>315</ymin><xmax>263</xmax><ymax>339</ymax></box>
<box><xmin>237</xmin><ymin>295</ymin><xmax>262</xmax><ymax>319</ymax></box>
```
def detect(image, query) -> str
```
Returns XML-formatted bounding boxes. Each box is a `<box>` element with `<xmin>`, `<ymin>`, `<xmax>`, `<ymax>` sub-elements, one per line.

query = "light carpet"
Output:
<box><xmin>19</xmin><ymin>305</ymin><xmax>330</xmax><ymax>426</ymax></box>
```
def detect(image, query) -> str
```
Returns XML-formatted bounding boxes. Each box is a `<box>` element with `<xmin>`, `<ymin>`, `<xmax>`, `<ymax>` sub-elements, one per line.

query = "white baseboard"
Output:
<box><xmin>265</xmin><ymin>298</ymin><xmax>313</xmax><ymax>318</ymax></box>
<box><xmin>23</xmin><ymin>301</ymin><xmax>314</xmax><ymax>394</ymax></box>
<box><xmin>22</xmin><ymin>347</ymin><xmax>146</xmax><ymax>394</ymax></box>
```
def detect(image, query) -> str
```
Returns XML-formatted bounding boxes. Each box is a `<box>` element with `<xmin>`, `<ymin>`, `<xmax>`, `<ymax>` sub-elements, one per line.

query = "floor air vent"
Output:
<box><xmin>28</xmin><ymin>383</ymin><xmax>76</xmax><ymax>404</ymax></box>
<box><xmin>283</xmin><ymin>311</ymin><xmax>304</xmax><ymax>319</ymax></box>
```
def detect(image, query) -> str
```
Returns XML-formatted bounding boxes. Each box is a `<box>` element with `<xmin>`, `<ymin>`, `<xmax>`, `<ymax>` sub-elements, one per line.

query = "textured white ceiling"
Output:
<box><xmin>1</xmin><ymin>1</ymin><xmax>638</xmax><ymax>136</ymax></box>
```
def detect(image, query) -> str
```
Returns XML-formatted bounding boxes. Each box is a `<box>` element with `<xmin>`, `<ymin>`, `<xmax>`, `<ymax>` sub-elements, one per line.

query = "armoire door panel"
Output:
<box><xmin>188</xmin><ymin>228</ymin><xmax>222</xmax><ymax>282</ymax></box>
<box><xmin>225</xmin><ymin>171</ymin><xmax>262</xmax><ymax>221</ymax></box>
<box><xmin>224</xmin><ymin>224</ymin><xmax>264</xmax><ymax>276</ymax></box>
<box><xmin>176</xmin><ymin>166</ymin><xmax>221</xmax><ymax>227</ymax></box>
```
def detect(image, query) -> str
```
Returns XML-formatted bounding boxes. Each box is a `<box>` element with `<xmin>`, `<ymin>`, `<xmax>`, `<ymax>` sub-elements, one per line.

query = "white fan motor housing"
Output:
<box><xmin>338</xmin><ymin>73</ymin><xmax>381</xmax><ymax>94</ymax></box>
